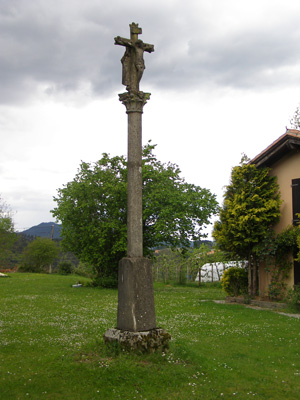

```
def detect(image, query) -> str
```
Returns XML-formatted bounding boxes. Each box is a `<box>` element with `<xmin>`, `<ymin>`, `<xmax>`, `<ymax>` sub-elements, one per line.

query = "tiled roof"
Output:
<box><xmin>250</xmin><ymin>129</ymin><xmax>300</xmax><ymax>167</ymax></box>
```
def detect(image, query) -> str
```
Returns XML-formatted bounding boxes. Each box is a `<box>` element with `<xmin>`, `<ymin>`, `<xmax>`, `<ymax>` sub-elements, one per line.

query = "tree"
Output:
<box><xmin>290</xmin><ymin>106</ymin><xmax>300</xmax><ymax>129</ymax></box>
<box><xmin>0</xmin><ymin>196</ymin><xmax>16</xmax><ymax>267</ymax></box>
<box><xmin>52</xmin><ymin>142</ymin><xmax>218</xmax><ymax>286</ymax></box>
<box><xmin>213</xmin><ymin>158</ymin><xmax>281</xmax><ymax>296</ymax></box>
<box><xmin>20</xmin><ymin>237</ymin><xmax>59</xmax><ymax>272</ymax></box>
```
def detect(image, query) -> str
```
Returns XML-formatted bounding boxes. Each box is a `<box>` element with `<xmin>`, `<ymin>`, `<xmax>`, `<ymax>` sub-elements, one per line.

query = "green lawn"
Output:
<box><xmin>1</xmin><ymin>274</ymin><xmax>300</xmax><ymax>399</ymax></box>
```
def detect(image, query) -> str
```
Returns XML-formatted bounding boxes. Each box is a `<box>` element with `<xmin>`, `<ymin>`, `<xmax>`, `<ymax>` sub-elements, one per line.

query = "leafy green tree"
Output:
<box><xmin>52</xmin><ymin>143</ymin><xmax>218</xmax><ymax>287</ymax></box>
<box><xmin>213</xmin><ymin>158</ymin><xmax>281</xmax><ymax>296</ymax></box>
<box><xmin>20</xmin><ymin>237</ymin><xmax>59</xmax><ymax>272</ymax></box>
<box><xmin>189</xmin><ymin>243</ymin><xmax>212</xmax><ymax>283</ymax></box>
<box><xmin>0</xmin><ymin>196</ymin><xmax>16</xmax><ymax>267</ymax></box>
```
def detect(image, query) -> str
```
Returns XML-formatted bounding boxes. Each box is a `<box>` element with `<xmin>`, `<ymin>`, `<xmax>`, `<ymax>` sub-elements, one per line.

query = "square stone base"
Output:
<box><xmin>117</xmin><ymin>257</ymin><xmax>156</xmax><ymax>331</ymax></box>
<box><xmin>103</xmin><ymin>328</ymin><xmax>171</xmax><ymax>353</ymax></box>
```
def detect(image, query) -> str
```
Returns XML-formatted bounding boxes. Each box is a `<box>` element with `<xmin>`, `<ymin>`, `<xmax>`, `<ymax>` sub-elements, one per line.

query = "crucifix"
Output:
<box><xmin>115</xmin><ymin>22</ymin><xmax>154</xmax><ymax>93</ymax></box>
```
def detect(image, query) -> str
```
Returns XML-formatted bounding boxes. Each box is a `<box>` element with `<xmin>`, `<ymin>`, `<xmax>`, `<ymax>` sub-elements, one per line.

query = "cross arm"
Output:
<box><xmin>114</xmin><ymin>36</ymin><xmax>134</xmax><ymax>48</ymax></box>
<box><xmin>142</xmin><ymin>42</ymin><xmax>154</xmax><ymax>53</ymax></box>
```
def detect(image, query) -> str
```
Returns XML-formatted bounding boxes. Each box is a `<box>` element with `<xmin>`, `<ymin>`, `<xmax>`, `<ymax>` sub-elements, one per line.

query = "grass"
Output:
<box><xmin>1</xmin><ymin>274</ymin><xmax>300</xmax><ymax>399</ymax></box>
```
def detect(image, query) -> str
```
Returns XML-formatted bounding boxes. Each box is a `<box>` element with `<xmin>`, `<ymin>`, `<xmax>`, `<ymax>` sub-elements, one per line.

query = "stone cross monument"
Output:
<box><xmin>114</xmin><ymin>22</ymin><xmax>154</xmax><ymax>261</ymax></box>
<box><xmin>104</xmin><ymin>23</ymin><xmax>170</xmax><ymax>352</ymax></box>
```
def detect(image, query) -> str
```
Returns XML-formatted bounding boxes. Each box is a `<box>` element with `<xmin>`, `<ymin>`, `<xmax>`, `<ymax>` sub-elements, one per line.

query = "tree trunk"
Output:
<box><xmin>248</xmin><ymin>255</ymin><xmax>253</xmax><ymax>296</ymax></box>
<box><xmin>216</xmin><ymin>265</ymin><xmax>220</xmax><ymax>281</ymax></box>
<box><xmin>253</xmin><ymin>256</ymin><xmax>257</xmax><ymax>297</ymax></box>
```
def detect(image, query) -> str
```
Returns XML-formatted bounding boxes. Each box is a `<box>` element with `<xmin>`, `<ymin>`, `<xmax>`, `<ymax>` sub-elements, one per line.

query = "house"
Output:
<box><xmin>250</xmin><ymin>129</ymin><xmax>300</xmax><ymax>295</ymax></box>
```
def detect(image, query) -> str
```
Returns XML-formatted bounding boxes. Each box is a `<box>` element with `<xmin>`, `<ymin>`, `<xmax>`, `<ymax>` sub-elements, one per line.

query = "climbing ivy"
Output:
<box><xmin>264</xmin><ymin>225</ymin><xmax>300</xmax><ymax>300</ymax></box>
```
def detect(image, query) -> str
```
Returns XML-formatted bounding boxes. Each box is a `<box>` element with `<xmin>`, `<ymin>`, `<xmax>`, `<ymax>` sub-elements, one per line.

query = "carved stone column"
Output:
<box><xmin>119</xmin><ymin>91</ymin><xmax>150</xmax><ymax>258</ymax></box>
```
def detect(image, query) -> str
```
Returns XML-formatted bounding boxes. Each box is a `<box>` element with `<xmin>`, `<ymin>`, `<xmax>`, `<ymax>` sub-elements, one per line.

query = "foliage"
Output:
<box><xmin>0</xmin><ymin>196</ymin><xmax>16</xmax><ymax>266</ymax></box>
<box><xmin>221</xmin><ymin>266</ymin><xmax>248</xmax><ymax>297</ymax></box>
<box><xmin>275</xmin><ymin>225</ymin><xmax>300</xmax><ymax>257</ymax></box>
<box><xmin>296</xmin><ymin>214</ymin><xmax>300</xmax><ymax>262</ymax></box>
<box><xmin>73</xmin><ymin>261</ymin><xmax>96</xmax><ymax>278</ymax></box>
<box><xmin>271</xmin><ymin>226</ymin><xmax>300</xmax><ymax>299</ymax></box>
<box><xmin>189</xmin><ymin>244</ymin><xmax>231</xmax><ymax>284</ymax></box>
<box><xmin>268</xmin><ymin>280</ymin><xmax>287</xmax><ymax>301</ymax></box>
<box><xmin>153</xmin><ymin>245</ymin><xmax>232</xmax><ymax>285</ymax></box>
<box><xmin>290</xmin><ymin>106</ymin><xmax>300</xmax><ymax>129</ymax></box>
<box><xmin>213</xmin><ymin>158</ymin><xmax>281</xmax><ymax>295</ymax></box>
<box><xmin>19</xmin><ymin>237</ymin><xmax>59</xmax><ymax>273</ymax></box>
<box><xmin>213</xmin><ymin>161</ymin><xmax>281</xmax><ymax>258</ymax></box>
<box><xmin>57</xmin><ymin>261</ymin><xmax>73</xmax><ymax>275</ymax></box>
<box><xmin>153</xmin><ymin>247</ymin><xmax>191</xmax><ymax>285</ymax></box>
<box><xmin>286</xmin><ymin>284</ymin><xmax>300</xmax><ymax>310</ymax></box>
<box><xmin>9</xmin><ymin>233</ymin><xmax>34</xmax><ymax>267</ymax></box>
<box><xmin>260</xmin><ymin>226</ymin><xmax>300</xmax><ymax>299</ymax></box>
<box><xmin>86</xmin><ymin>274</ymin><xmax>119</xmax><ymax>289</ymax></box>
<box><xmin>189</xmin><ymin>243</ymin><xmax>213</xmax><ymax>278</ymax></box>
<box><xmin>52</xmin><ymin>143</ymin><xmax>218</xmax><ymax>286</ymax></box>
<box><xmin>153</xmin><ymin>248</ymin><xmax>180</xmax><ymax>283</ymax></box>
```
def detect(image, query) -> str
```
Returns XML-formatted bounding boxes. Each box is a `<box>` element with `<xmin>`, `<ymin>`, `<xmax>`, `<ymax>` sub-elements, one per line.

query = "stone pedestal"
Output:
<box><xmin>103</xmin><ymin>257</ymin><xmax>171</xmax><ymax>352</ymax></box>
<box><xmin>104</xmin><ymin>328</ymin><xmax>171</xmax><ymax>353</ymax></box>
<box><xmin>117</xmin><ymin>257</ymin><xmax>156</xmax><ymax>331</ymax></box>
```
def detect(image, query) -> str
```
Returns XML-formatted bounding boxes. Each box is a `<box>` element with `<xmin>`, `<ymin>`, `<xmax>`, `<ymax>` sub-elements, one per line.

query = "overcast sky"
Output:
<box><xmin>1</xmin><ymin>0</ymin><xmax>300</xmax><ymax>238</ymax></box>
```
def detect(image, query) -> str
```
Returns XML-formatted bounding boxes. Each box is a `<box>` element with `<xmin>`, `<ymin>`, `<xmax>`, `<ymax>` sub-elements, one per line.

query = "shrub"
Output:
<box><xmin>286</xmin><ymin>285</ymin><xmax>300</xmax><ymax>310</ymax></box>
<box><xmin>18</xmin><ymin>263</ymin><xmax>44</xmax><ymax>273</ymax></box>
<box><xmin>20</xmin><ymin>237</ymin><xmax>59</xmax><ymax>273</ymax></box>
<box><xmin>57</xmin><ymin>261</ymin><xmax>73</xmax><ymax>275</ymax></box>
<box><xmin>73</xmin><ymin>262</ymin><xmax>95</xmax><ymax>278</ymax></box>
<box><xmin>268</xmin><ymin>280</ymin><xmax>287</xmax><ymax>301</ymax></box>
<box><xmin>221</xmin><ymin>267</ymin><xmax>248</xmax><ymax>297</ymax></box>
<box><xmin>87</xmin><ymin>275</ymin><xmax>118</xmax><ymax>289</ymax></box>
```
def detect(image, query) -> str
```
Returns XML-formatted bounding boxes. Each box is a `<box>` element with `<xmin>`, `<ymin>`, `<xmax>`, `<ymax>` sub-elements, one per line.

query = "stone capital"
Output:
<box><xmin>119</xmin><ymin>91</ymin><xmax>151</xmax><ymax>113</ymax></box>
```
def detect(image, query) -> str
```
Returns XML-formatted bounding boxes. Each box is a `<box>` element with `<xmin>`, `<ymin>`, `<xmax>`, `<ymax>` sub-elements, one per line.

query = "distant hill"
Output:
<box><xmin>20</xmin><ymin>222</ymin><xmax>62</xmax><ymax>240</ymax></box>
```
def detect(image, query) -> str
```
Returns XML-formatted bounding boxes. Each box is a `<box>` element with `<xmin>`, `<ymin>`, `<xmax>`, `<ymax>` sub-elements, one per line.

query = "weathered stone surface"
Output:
<box><xmin>103</xmin><ymin>328</ymin><xmax>171</xmax><ymax>353</ymax></box>
<box><xmin>116</xmin><ymin>24</ymin><xmax>153</xmax><ymax>258</ymax></box>
<box><xmin>114</xmin><ymin>22</ymin><xmax>154</xmax><ymax>93</ymax></box>
<box><xmin>117</xmin><ymin>257</ymin><xmax>156</xmax><ymax>331</ymax></box>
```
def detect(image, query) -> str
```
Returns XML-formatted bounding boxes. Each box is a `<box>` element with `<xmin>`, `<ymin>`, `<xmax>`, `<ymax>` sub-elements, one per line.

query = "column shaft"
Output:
<box><xmin>127</xmin><ymin>110</ymin><xmax>143</xmax><ymax>257</ymax></box>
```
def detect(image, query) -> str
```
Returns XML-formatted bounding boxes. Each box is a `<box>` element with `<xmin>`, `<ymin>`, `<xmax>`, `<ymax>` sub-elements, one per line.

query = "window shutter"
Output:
<box><xmin>292</xmin><ymin>178</ymin><xmax>300</xmax><ymax>226</ymax></box>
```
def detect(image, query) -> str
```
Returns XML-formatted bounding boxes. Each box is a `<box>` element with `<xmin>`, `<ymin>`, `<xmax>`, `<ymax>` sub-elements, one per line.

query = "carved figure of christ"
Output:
<box><xmin>114</xmin><ymin>23</ymin><xmax>154</xmax><ymax>92</ymax></box>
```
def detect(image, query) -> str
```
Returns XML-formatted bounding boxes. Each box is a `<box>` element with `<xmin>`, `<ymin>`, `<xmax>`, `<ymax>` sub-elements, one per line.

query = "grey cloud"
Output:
<box><xmin>1</xmin><ymin>1</ymin><xmax>300</xmax><ymax>105</ymax></box>
<box><xmin>148</xmin><ymin>22</ymin><xmax>300</xmax><ymax>92</ymax></box>
<box><xmin>0</xmin><ymin>2</ymin><xmax>121</xmax><ymax>103</ymax></box>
